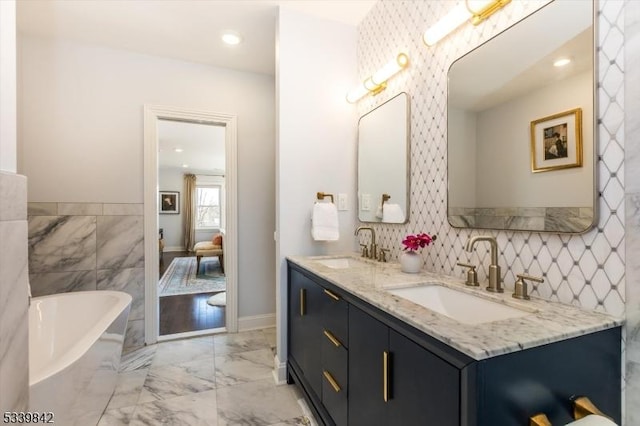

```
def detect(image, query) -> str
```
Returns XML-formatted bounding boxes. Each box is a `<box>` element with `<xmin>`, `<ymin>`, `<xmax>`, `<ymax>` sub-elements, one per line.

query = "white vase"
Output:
<box><xmin>400</xmin><ymin>251</ymin><xmax>422</xmax><ymax>273</ymax></box>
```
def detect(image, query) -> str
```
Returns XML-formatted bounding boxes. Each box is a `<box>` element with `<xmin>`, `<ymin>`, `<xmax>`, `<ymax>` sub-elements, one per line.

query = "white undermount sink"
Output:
<box><xmin>387</xmin><ymin>285</ymin><xmax>533</xmax><ymax>325</ymax></box>
<box><xmin>314</xmin><ymin>257</ymin><xmax>371</xmax><ymax>269</ymax></box>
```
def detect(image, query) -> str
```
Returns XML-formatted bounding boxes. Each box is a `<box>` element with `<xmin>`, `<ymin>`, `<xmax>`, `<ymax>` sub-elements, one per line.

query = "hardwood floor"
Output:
<box><xmin>159</xmin><ymin>251</ymin><xmax>225</xmax><ymax>336</ymax></box>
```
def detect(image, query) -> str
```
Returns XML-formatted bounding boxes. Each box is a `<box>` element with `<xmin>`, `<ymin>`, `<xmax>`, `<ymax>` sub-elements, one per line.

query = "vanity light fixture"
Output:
<box><xmin>346</xmin><ymin>53</ymin><xmax>410</xmax><ymax>103</ymax></box>
<box><xmin>423</xmin><ymin>0</ymin><xmax>511</xmax><ymax>46</ymax></box>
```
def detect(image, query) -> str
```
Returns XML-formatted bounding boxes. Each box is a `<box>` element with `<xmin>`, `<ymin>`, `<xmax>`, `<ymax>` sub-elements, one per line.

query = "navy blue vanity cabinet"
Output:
<box><xmin>349</xmin><ymin>305</ymin><xmax>461</xmax><ymax>426</ymax></box>
<box><xmin>288</xmin><ymin>266</ymin><xmax>349</xmax><ymax>426</ymax></box>
<box><xmin>288</xmin><ymin>268</ymin><xmax>325</xmax><ymax>399</ymax></box>
<box><xmin>287</xmin><ymin>262</ymin><xmax>622</xmax><ymax>426</ymax></box>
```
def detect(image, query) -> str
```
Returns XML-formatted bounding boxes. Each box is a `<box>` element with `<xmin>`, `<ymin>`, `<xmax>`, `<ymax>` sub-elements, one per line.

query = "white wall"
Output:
<box><xmin>275</xmin><ymin>7</ymin><xmax>358</xmax><ymax>379</ymax></box>
<box><xmin>476</xmin><ymin>71</ymin><xmax>593</xmax><ymax>207</ymax></box>
<box><xmin>158</xmin><ymin>168</ymin><xmax>184</xmax><ymax>250</ymax></box>
<box><xmin>18</xmin><ymin>36</ymin><xmax>277</xmax><ymax>319</ymax></box>
<box><xmin>0</xmin><ymin>0</ymin><xmax>16</xmax><ymax>173</ymax></box>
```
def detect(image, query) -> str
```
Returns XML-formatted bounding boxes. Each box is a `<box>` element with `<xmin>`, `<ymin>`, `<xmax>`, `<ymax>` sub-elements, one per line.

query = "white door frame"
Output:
<box><xmin>143</xmin><ymin>104</ymin><xmax>238</xmax><ymax>344</ymax></box>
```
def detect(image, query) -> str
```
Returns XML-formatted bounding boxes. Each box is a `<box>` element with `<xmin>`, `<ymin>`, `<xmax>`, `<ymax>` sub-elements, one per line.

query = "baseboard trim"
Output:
<box><xmin>164</xmin><ymin>246</ymin><xmax>185</xmax><ymax>252</ymax></box>
<box><xmin>273</xmin><ymin>353</ymin><xmax>288</xmax><ymax>385</ymax></box>
<box><xmin>238</xmin><ymin>313</ymin><xmax>276</xmax><ymax>331</ymax></box>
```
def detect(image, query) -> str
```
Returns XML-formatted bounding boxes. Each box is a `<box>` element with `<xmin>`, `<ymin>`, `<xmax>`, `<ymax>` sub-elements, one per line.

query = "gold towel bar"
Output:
<box><xmin>316</xmin><ymin>192</ymin><xmax>334</xmax><ymax>203</ymax></box>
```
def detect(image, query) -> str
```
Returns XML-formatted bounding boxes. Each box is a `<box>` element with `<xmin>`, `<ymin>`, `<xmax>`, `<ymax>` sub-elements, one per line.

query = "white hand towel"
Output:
<box><xmin>565</xmin><ymin>415</ymin><xmax>617</xmax><ymax>426</ymax></box>
<box><xmin>312</xmin><ymin>203</ymin><xmax>339</xmax><ymax>241</ymax></box>
<box><xmin>382</xmin><ymin>203</ymin><xmax>405</xmax><ymax>223</ymax></box>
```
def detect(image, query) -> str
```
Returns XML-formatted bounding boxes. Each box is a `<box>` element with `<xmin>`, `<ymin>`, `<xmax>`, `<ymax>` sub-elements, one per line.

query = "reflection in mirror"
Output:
<box><xmin>447</xmin><ymin>1</ymin><xmax>596</xmax><ymax>233</ymax></box>
<box><xmin>358</xmin><ymin>93</ymin><xmax>410</xmax><ymax>223</ymax></box>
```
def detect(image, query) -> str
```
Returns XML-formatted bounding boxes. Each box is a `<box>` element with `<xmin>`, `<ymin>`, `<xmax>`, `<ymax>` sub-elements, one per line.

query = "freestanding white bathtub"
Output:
<box><xmin>29</xmin><ymin>291</ymin><xmax>132</xmax><ymax>426</ymax></box>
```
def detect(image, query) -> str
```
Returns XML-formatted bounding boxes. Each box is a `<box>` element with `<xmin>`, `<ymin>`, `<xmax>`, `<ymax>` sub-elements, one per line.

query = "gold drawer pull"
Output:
<box><xmin>323</xmin><ymin>370</ymin><xmax>341</xmax><ymax>392</ymax></box>
<box><xmin>300</xmin><ymin>288</ymin><xmax>306</xmax><ymax>316</ymax></box>
<box><xmin>383</xmin><ymin>351</ymin><xmax>389</xmax><ymax>402</ymax></box>
<box><xmin>323</xmin><ymin>330</ymin><xmax>341</xmax><ymax>347</ymax></box>
<box><xmin>324</xmin><ymin>289</ymin><xmax>340</xmax><ymax>301</ymax></box>
<box><xmin>529</xmin><ymin>413</ymin><xmax>552</xmax><ymax>426</ymax></box>
<box><xmin>573</xmin><ymin>396</ymin><xmax>610</xmax><ymax>420</ymax></box>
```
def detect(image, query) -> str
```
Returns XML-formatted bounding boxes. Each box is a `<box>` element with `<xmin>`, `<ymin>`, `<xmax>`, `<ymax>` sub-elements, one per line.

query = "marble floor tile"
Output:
<box><xmin>214</xmin><ymin>330</ymin><xmax>270</xmax><ymax>355</ymax></box>
<box><xmin>138</xmin><ymin>358</ymin><xmax>216</xmax><ymax>403</ymax></box>
<box><xmin>152</xmin><ymin>336</ymin><xmax>215</xmax><ymax>367</ymax></box>
<box><xmin>216</xmin><ymin>379</ymin><xmax>303</xmax><ymax>426</ymax></box>
<box><xmin>97</xmin><ymin>406</ymin><xmax>135</xmax><ymax>426</ymax></box>
<box><xmin>120</xmin><ymin>345</ymin><xmax>157</xmax><ymax>372</ymax></box>
<box><xmin>262</xmin><ymin>327</ymin><xmax>277</xmax><ymax>351</ymax></box>
<box><xmin>101</xmin><ymin>329</ymin><xmax>309</xmax><ymax>426</ymax></box>
<box><xmin>106</xmin><ymin>369</ymin><xmax>149</xmax><ymax>410</ymax></box>
<box><xmin>215</xmin><ymin>348</ymin><xmax>274</xmax><ymax>387</ymax></box>
<box><xmin>131</xmin><ymin>389</ymin><xmax>218</xmax><ymax>426</ymax></box>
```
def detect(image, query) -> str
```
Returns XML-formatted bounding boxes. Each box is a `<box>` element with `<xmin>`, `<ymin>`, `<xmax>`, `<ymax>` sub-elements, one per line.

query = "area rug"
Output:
<box><xmin>159</xmin><ymin>257</ymin><xmax>226</xmax><ymax>297</ymax></box>
<box><xmin>206</xmin><ymin>291</ymin><xmax>226</xmax><ymax>307</ymax></box>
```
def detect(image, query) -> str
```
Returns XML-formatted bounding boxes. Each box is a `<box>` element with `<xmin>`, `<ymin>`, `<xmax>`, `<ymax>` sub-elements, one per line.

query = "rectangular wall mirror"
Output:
<box><xmin>447</xmin><ymin>0</ymin><xmax>596</xmax><ymax>233</ymax></box>
<box><xmin>358</xmin><ymin>92</ymin><xmax>410</xmax><ymax>224</ymax></box>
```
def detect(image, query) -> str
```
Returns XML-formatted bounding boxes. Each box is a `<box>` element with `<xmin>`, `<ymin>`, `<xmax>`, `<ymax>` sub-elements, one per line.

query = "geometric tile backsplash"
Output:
<box><xmin>357</xmin><ymin>0</ymin><xmax>626</xmax><ymax>318</ymax></box>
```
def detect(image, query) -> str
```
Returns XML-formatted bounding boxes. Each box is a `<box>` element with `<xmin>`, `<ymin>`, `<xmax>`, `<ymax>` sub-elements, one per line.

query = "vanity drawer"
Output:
<box><xmin>322</xmin><ymin>337</ymin><xmax>348</xmax><ymax>426</ymax></box>
<box><xmin>322</xmin><ymin>288</ymin><xmax>349</xmax><ymax>348</ymax></box>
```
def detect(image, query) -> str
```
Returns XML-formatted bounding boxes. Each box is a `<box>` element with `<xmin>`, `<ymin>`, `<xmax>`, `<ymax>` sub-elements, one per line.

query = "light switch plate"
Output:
<box><xmin>338</xmin><ymin>193</ymin><xmax>348</xmax><ymax>211</ymax></box>
<box><xmin>361</xmin><ymin>194</ymin><xmax>371</xmax><ymax>211</ymax></box>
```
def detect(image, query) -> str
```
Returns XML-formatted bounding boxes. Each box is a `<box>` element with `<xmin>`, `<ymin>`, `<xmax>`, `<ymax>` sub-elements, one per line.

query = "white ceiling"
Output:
<box><xmin>158</xmin><ymin>119</ymin><xmax>226</xmax><ymax>174</ymax></box>
<box><xmin>16</xmin><ymin>0</ymin><xmax>376</xmax><ymax>76</ymax></box>
<box><xmin>16</xmin><ymin>0</ymin><xmax>376</xmax><ymax>172</ymax></box>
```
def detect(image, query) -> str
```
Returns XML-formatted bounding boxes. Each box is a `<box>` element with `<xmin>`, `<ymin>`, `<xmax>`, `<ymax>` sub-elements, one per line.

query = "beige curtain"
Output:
<box><xmin>183</xmin><ymin>174</ymin><xmax>197</xmax><ymax>252</ymax></box>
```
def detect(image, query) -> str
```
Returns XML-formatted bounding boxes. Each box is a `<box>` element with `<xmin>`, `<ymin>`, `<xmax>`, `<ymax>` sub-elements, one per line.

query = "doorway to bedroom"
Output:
<box><xmin>144</xmin><ymin>104</ymin><xmax>238</xmax><ymax>344</ymax></box>
<box><xmin>157</xmin><ymin>119</ymin><xmax>227</xmax><ymax>337</ymax></box>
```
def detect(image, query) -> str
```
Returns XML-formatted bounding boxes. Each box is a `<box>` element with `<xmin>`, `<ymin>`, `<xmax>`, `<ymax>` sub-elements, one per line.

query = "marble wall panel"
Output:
<box><xmin>27</xmin><ymin>202</ymin><xmax>57</xmax><ymax>216</ymax></box>
<box><xmin>97</xmin><ymin>216</ymin><xmax>144</xmax><ymax>270</ymax></box>
<box><xmin>58</xmin><ymin>202</ymin><xmax>103</xmax><ymax>216</ymax></box>
<box><xmin>30</xmin><ymin>270</ymin><xmax>97</xmax><ymax>297</ymax></box>
<box><xmin>0</xmin><ymin>172</ymin><xmax>29</xmax><ymax>412</ymax></box>
<box><xmin>0</xmin><ymin>171</ymin><xmax>26</xmax><ymax>221</ymax></box>
<box><xmin>27</xmin><ymin>204</ymin><xmax>145</xmax><ymax>350</ymax></box>
<box><xmin>125</xmin><ymin>319</ymin><xmax>145</xmax><ymax>350</ymax></box>
<box><xmin>97</xmin><ymin>267</ymin><xmax>144</xmax><ymax>321</ymax></box>
<box><xmin>28</xmin><ymin>215</ymin><xmax>97</xmax><ymax>272</ymax></box>
<box><xmin>103</xmin><ymin>204</ymin><xmax>144</xmax><ymax>216</ymax></box>
<box><xmin>625</xmin><ymin>0</ymin><xmax>640</xmax><ymax>416</ymax></box>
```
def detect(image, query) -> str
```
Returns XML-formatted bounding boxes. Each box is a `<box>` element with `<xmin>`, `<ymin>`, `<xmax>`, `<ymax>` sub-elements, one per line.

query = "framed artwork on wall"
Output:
<box><xmin>530</xmin><ymin>108</ymin><xmax>583</xmax><ymax>173</ymax></box>
<box><xmin>159</xmin><ymin>191</ymin><xmax>180</xmax><ymax>214</ymax></box>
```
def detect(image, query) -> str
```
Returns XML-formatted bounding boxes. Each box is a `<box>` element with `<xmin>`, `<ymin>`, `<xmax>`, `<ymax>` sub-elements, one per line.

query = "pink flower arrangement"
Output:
<box><xmin>402</xmin><ymin>233</ymin><xmax>436</xmax><ymax>252</ymax></box>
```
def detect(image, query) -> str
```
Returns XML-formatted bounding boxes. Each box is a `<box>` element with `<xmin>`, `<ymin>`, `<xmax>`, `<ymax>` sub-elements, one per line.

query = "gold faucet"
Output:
<box><xmin>464</xmin><ymin>235</ymin><xmax>503</xmax><ymax>293</ymax></box>
<box><xmin>355</xmin><ymin>226</ymin><xmax>377</xmax><ymax>260</ymax></box>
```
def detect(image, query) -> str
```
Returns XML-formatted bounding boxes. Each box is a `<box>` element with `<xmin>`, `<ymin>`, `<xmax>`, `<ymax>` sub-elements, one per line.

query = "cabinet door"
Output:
<box><xmin>348</xmin><ymin>306</ymin><xmax>389</xmax><ymax>426</ymax></box>
<box><xmin>289</xmin><ymin>269</ymin><xmax>324</xmax><ymax>397</ymax></box>
<box><xmin>388</xmin><ymin>330</ymin><xmax>460</xmax><ymax>426</ymax></box>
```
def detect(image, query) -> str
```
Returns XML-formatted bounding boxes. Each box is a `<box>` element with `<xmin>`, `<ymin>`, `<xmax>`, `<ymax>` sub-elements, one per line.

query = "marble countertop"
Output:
<box><xmin>287</xmin><ymin>254</ymin><xmax>624</xmax><ymax>361</ymax></box>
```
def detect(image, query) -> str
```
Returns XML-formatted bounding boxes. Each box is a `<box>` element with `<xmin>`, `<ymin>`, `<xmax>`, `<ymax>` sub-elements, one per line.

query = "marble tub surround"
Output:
<box><xmin>27</xmin><ymin>202</ymin><xmax>145</xmax><ymax>349</ymax></box>
<box><xmin>0</xmin><ymin>172</ymin><xmax>29</xmax><ymax>411</ymax></box>
<box><xmin>99</xmin><ymin>329</ymin><xmax>310</xmax><ymax>426</ymax></box>
<box><xmin>288</xmin><ymin>254</ymin><xmax>623</xmax><ymax>360</ymax></box>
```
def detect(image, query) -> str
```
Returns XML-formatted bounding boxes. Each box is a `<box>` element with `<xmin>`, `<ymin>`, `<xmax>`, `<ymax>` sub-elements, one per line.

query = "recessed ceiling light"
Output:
<box><xmin>553</xmin><ymin>58</ymin><xmax>571</xmax><ymax>67</ymax></box>
<box><xmin>182</xmin><ymin>164</ymin><xmax>189</xmax><ymax>168</ymax></box>
<box><xmin>174</xmin><ymin>148</ymin><xmax>183</xmax><ymax>153</ymax></box>
<box><xmin>222</xmin><ymin>31</ymin><xmax>242</xmax><ymax>46</ymax></box>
